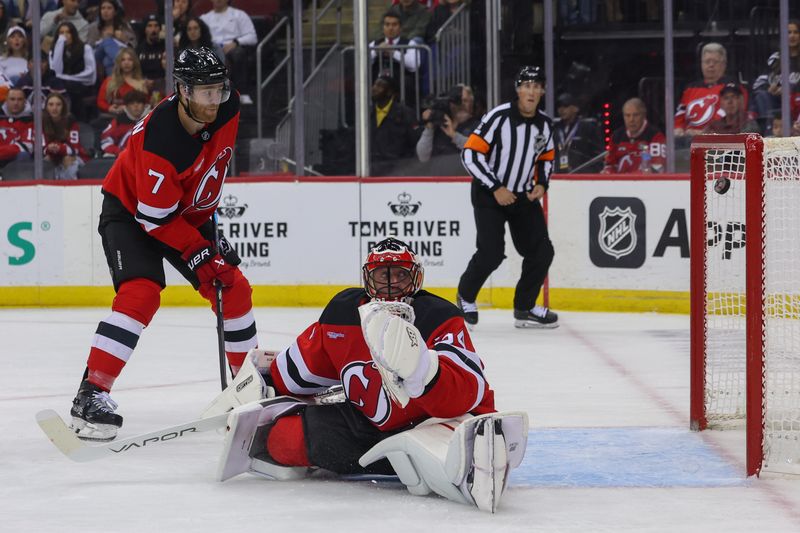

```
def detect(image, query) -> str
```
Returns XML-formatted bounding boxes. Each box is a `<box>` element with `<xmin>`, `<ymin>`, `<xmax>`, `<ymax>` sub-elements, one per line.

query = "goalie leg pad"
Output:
<box><xmin>446</xmin><ymin>411</ymin><xmax>529</xmax><ymax>513</ymax></box>
<box><xmin>359</xmin><ymin>412</ymin><xmax>528</xmax><ymax>513</ymax></box>
<box><xmin>216</xmin><ymin>397</ymin><xmax>307</xmax><ymax>482</ymax></box>
<box><xmin>201</xmin><ymin>348</ymin><xmax>276</xmax><ymax>419</ymax></box>
<box><xmin>359</xmin><ymin>416</ymin><xmax>473</xmax><ymax>505</ymax></box>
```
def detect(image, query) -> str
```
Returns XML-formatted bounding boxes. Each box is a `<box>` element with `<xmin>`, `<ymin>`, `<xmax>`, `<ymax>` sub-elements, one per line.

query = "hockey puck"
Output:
<box><xmin>714</xmin><ymin>177</ymin><xmax>731</xmax><ymax>195</ymax></box>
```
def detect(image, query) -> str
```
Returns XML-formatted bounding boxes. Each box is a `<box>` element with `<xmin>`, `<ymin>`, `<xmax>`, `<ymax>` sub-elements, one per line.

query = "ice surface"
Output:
<box><xmin>2</xmin><ymin>307</ymin><xmax>799</xmax><ymax>532</ymax></box>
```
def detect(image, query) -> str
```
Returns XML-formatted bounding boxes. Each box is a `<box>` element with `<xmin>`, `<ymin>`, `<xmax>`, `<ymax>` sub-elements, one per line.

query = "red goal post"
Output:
<box><xmin>690</xmin><ymin>134</ymin><xmax>800</xmax><ymax>477</ymax></box>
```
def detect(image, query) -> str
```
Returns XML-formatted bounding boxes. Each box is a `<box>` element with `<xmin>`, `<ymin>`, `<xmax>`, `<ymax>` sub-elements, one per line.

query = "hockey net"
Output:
<box><xmin>690</xmin><ymin>134</ymin><xmax>800</xmax><ymax>477</ymax></box>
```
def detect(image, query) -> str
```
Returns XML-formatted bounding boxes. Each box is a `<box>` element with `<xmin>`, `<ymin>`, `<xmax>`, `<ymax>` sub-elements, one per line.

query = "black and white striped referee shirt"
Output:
<box><xmin>461</xmin><ymin>102</ymin><xmax>556</xmax><ymax>193</ymax></box>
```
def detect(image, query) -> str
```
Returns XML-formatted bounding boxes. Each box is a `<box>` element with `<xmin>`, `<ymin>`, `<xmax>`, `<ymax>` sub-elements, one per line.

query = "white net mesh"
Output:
<box><xmin>703</xmin><ymin>137</ymin><xmax>800</xmax><ymax>474</ymax></box>
<box><xmin>704</xmin><ymin>147</ymin><xmax>748</xmax><ymax>427</ymax></box>
<box><xmin>762</xmin><ymin>137</ymin><xmax>800</xmax><ymax>474</ymax></box>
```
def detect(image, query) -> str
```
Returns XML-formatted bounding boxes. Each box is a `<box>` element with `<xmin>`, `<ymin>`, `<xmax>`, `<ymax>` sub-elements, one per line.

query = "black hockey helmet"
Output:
<box><xmin>515</xmin><ymin>65</ymin><xmax>545</xmax><ymax>87</ymax></box>
<box><xmin>173</xmin><ymin>47</ymin><xmax>228</xmax><ymax>87</ymax></box>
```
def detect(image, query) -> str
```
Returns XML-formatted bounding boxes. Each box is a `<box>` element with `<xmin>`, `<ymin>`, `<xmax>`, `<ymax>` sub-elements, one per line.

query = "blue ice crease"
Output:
<box><xmin>510</xmin><ymin>427</ymin><xmax>745</xmax><ymax>488</ymax></box>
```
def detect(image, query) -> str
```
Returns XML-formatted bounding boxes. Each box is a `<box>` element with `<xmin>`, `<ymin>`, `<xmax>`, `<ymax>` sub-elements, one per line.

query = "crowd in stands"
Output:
<box><xmin>364</xmin><ymin>2</ymin><xmax>800</xmax><ymax>176</ymax></box>
<box><xmin>0</xmin><ymin>1</ymin><xmax>797</xmax><ymax>180</ymax></box>
<box><xmin>0</xmin><ymin>0</ymin><xmax>260</xmax><ymax>180</ymax></box>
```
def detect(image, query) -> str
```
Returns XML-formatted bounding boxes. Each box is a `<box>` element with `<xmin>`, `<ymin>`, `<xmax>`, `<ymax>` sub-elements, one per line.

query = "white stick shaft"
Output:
<box><xmin>35</xmin><ymin>409</ymin><xmax>228</xmax><ymax>463</ymax></box>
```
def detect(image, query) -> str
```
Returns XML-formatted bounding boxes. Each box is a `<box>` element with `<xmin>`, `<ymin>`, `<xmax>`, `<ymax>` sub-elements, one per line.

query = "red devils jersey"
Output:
<box><xmin>674</xmin><ymin>76</ymin><xmax>749</xmax><ymax>130</ymax></box>
<box><xmin>270</xmin><ymin>288</ymin><xmax>496</xmax><ymax>431</ymax></box>
<box><xmin>0</xmin><ymin>114</ymin><xmax>32</xmax><ymax>160</ymax></box>
<box><xmin>102</xmin><ymin>91</ymin><xmax>240</xmax><ymax>253</ymax></box>
<box><xmin>603</xmin><ymin>122</ymin><xmax>666</xmax><ymax>174</ymax></box>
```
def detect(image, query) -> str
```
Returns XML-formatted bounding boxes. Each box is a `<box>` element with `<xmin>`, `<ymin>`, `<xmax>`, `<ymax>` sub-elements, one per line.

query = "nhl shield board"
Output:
<box><xmin>589</xmin><ymin>197</ymin><xmax>646</xmax><ymax>268</ymax></box>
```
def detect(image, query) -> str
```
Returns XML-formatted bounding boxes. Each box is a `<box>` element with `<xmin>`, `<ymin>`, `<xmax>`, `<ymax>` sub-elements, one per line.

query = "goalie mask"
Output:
<box><xmin>362</xmin><ymin>238</ymin><xmax>424</xmax><ymax>301</ymax></box>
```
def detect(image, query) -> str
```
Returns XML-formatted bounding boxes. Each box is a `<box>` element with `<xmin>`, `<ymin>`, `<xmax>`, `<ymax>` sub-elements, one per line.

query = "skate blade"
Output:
<box><xmin>70</xmin><ymin>417</ymin><xmax>119</xmax><ymax>442</ymax></box>
<box><xmin>514</xmin><ymin>320</ymin><xmax>559</xmax><ymax>329</ymax></box>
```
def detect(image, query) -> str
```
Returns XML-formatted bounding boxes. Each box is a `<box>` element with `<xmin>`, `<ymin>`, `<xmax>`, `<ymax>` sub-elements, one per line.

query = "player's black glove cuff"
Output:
<box><xmin>184</xmin><ymin>242</ymin><xmax>215</xmax><ymax>271</ymax></box>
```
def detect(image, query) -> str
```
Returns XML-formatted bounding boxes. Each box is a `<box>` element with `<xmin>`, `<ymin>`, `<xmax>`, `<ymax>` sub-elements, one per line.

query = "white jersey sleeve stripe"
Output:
<box><xmin>276</xmin><ymin>341</ymin><xmax>340</xmax><ymax>395</ymax></box>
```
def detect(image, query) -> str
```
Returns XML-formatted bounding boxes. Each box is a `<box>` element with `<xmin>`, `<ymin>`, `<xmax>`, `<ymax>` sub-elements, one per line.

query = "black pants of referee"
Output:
<box><xmin>458</xmin><ymin>181</ymin><xmax>554</xmax><ymax>311</ymax></box>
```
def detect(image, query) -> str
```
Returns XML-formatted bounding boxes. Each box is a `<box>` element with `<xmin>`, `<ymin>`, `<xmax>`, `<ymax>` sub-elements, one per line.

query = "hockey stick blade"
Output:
<box><xmin>35</xmin><ymin>409</ymin><xmax>229</xmax><ymax>463</ymax></box>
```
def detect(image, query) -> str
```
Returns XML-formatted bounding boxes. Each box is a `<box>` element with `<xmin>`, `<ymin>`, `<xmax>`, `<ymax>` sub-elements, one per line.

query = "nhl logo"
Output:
<box><xmin>598</xmin><ymin>206</ymin><xmax>637</xmax><ymax>259</ymax></box>
<box><xmin>387</xmin><ymin>192</ymin><xmax>422</xmax><ymax>217</ymax></box>
<box><xmin>201</xmin><ymin>131</ymin><xmax>211</xmax><ymax>141</ymax></box>
<box><xmin>216</xmin><ymin>194</ymin><xmax>248</xmax><ymax>219</ymax></box>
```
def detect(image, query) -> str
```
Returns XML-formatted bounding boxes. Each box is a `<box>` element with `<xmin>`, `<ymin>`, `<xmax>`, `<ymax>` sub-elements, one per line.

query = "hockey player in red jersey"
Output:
<box><xmin>213</xmin><ymin>238</ymin><xmax>529</xmax><ymax>512</ymax></box>
<box><xmin>69</xmin><ymin>47</ymin><xmax>259</xmax><ymax>441</ymax></box>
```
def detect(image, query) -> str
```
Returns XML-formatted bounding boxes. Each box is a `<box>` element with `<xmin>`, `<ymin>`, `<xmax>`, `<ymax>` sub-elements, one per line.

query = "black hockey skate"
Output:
<box><xmin>456</xmin><ymin>293</ymin><xmax>479</xmax><ymax>327</ymax></box>
<box><xmin>70</xmin><ymin>380</ymin><xmax>123</xmax><ymax>441</ymax></box>
<box><xmin>513</xmin><ymin>306</ymin><xmax>559</xmax><ymax>329</ymax></box>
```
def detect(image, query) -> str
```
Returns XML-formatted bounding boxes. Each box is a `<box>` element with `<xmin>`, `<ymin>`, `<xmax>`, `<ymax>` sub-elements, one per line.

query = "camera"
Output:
<box><xmin>423</xmin><ymin>96</ymin><xmax>452</xmax><ymax>128</ymax></box>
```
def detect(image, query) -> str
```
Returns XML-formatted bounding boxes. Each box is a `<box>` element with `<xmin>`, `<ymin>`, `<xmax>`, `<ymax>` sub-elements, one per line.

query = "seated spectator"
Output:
<box><xmin>705</xmin><ymin>83</ymin><xmax>760</xmax><ymax>135</ymax></box>
<box><xmin>390</xmin><ymin>0</ymin><xmax>431</xmax><ymax>44</ymax></box>
<box><xmin>14</xmin><ymin>51</ymin><xmax>68</xmax><ymax>108</ymax></box>
<box><xmin>42</xmin><ymin>92</ymin><xmax>89</xmax><ymax>179</ymax></box>
<box><xmin>50</xmin><ymin>21</ymin><xmax>96</xmax><ymax>121</ymax></box>
<box><xmin>603</xmin><ymin>97</ymin><xmax>666</xmax><ymax>174</ymax></box>
<box><xmin>370</xmin><ymin>72</ymin><xmax>418</xmax><ymax>176</ymax></box>
<box><xmin>41</xmin><ymin>0</ymin><xmax>88</xmax><ymax>43</ymax></box>
<box><xmin>96</xmin><ymin>47</ymin><xmax>147</xmax><ymax>115</ymax></box>
<box><xmin>793</xmin><ymin>114</ymin><xmax>800</xmax><ymax>136</ymax></box>
<box><xmin>674</xmin><ymin>43</ymin><xmax>746</xmax><ymax>137</ymax></box>
<box><xmin>416</xmin><ymin>83</ymin><xmax>479</xmax><ymax>174</ymax></box>
<box><xmin>136</xmin><ymin>14</ymin><xmax>165</xmax><ymax>94</ymax></box>
<box><xmin>200</xmin><ymin>0</ymin><xmax>256</xmax><ymax>103</ymax></box>
<box><xmin>0</xmin><ymin>87</ymin><xmax>33</xmax><ymax>166</ymax></box>
<box><xmin>552</xmin><ymin>92</ymin><xmax>603</xmax><ymax>173</ymax></box>
<box><xmin>370</xmin><ymin>11</ymin><xmax>420</xmax><ymax>107</ymax></box>
<box><xmin>85</xmin><ymin>0</ymin><xmax>136</xmax><ymax>75</ymax></box>
<box><xmin>0</xmin><ymin>25</ymin><xmax>27</xmax><ymax>84</ymax></box>
<box><xmin>99</xmin><ymin>89</ymin><xmax>148</xmax><ymax>157</ymax></box>
<box><xmin>178</xmin><ymin>16</ymin><xmax>222</xmax><ymax>60</ymax></box>
<box><xmin>170</xmin><ymin>0</ymin><xmax>193</xmax><ymax>46</ymax></box>
<box><xmin>750</xmin><ymin>20</ymin><xmax>800</xmax><ymax>131</ymax></box>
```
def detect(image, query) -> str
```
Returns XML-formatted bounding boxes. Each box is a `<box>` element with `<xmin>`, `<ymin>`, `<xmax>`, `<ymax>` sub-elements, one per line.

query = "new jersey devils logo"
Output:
<box><xmin>685</xmin><ymin>94</ymin><xmax>719</xmax><ymax>127</ymax></box>
<box><xmin>188</xmin><ymin>146</ymin><xmax>233</xmax><ymax>213</ymax></box>
<box><xmin>341</xmin><ymin>361</ymin><xmax>391</xmax><ymax>425</ymax></box>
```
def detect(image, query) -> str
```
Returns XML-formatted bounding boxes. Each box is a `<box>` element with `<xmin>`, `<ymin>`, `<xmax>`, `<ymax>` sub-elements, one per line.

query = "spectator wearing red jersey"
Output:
<box><xmin>603</xmin><ymin>97</ymin><xmax>666</xmax><ymax>174</ymax></box>
<box><xmin>705</xmin><ymin>83</ymin><xmax>760</xmax><ymax>135</ymax></box>
<box><xmin>42</xmin><ymin>92</ymin><xmax>89</xmax><ymax>179</ymax></box>
<box><xmin>0</xmin><ymin>87</ymin><xmax>33</xmax><ymax>166</ymax></box>
<box><xmin>99</xmin><ymin>89</ymin><xmax>148</xmax><ymax>157</ymax></box>
<box><xmin>96</xmin><ymin>47</ymin><xmax>148</xmax><ymax>115</ymax></box>
<box><xmin>674</xmin><ymin>43</ymin><xmax>747</xmax><ymax>137</ymax></box>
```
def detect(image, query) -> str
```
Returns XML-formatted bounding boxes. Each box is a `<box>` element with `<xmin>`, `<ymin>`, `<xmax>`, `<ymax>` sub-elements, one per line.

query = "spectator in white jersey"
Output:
<box><xmin>200</xmin><ymin>0</ymin><xmax>256</xmax><ymax>104</ymax></box>
<box><xmin>456</xmin><ymin>66</ymin><xmax>558</xmax><ymax>330</ymax></box>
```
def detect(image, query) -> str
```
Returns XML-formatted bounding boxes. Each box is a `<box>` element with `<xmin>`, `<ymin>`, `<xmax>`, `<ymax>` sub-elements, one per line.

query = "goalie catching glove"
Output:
<box><xmin>358</xmin><ymin>301</ymin><xmax>439</xmax><ymax>406</ymax></box>
<box><xmin>182</xmin><ymin>240</ymin><xmax>237</xmax><ymax>287</ymax></box>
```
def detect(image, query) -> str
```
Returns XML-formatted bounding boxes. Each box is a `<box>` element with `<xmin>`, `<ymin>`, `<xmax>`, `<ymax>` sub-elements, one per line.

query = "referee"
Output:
<box><xmin>456</xmin><ymin>66</ymin><xmax>558</xmax><ymax>329</ymax></box>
